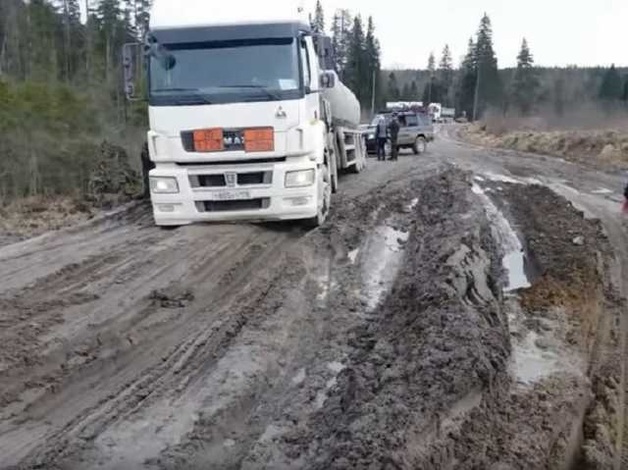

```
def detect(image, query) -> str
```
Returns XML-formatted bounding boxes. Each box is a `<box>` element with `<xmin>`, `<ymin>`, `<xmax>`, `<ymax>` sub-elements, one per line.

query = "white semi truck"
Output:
<box><xmin>124</xmin><ymin>0</ymin><xmax>366</xmax><ymax>227</ymax></box>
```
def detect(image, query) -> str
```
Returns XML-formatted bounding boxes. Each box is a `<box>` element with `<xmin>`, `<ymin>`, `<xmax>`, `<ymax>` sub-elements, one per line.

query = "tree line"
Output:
<box><xmin>385</xmin><ymin>13</ymin><xmax>628</xmax><ymax>120</ymax></box>
<box><xmin>0</xmin><ymin>0</ymin><xmax>150</xmax><ymax>202</ymax></box>
<box><xmin>311</xmin><ymin>1</ymin><xmax>383</xmax><ymax>113</ymax></box>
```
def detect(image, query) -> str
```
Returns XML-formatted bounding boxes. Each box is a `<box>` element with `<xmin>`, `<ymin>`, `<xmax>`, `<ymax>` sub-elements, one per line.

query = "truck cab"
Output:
<box><xmin>136</xmin><ymin>0</ymin><xmax>338</xmax><ymax>226</ymax></box>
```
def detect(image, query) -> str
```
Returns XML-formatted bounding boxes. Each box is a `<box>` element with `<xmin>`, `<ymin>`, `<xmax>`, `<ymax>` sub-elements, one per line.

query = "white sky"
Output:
<box><xmin>310</xmin><ymin>0</ymin><xmax>628</xmax><ymax>69</ymax></box>
<box><xmin>83</xmin><ymin>0</ymin><xmax>628</xmax><ymax>69</ymax></box>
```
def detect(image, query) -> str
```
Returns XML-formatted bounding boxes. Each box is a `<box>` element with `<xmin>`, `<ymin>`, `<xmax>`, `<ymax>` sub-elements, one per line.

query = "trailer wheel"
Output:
<box><xmin>330</xmin><ymin>147</ymin><xmax>339</xmax><ymax>193</ymax></box>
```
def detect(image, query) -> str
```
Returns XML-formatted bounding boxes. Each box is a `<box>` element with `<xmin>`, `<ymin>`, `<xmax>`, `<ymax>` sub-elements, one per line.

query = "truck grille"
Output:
<box><xmin>190</xmin><ymin>171</ymin><xmax>272</xmax><ymax>188</ymax></box>
<box><xmin>196</xmin><ymin>198</ymin><xmax>270</xmax><ymax>212</ymax></box>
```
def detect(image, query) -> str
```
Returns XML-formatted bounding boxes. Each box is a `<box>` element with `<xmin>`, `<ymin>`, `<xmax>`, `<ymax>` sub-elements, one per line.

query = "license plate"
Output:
<box><xmin>211</xmin><ymin>190</ymin><xmax>251</xmax><ymax>201</ymax></box>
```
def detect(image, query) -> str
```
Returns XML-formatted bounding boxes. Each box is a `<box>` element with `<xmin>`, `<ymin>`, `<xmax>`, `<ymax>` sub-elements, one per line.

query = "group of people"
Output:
<box><xmin>375</xmin><ymin>113</ymin><xmax>400</xmax><ymax>161</ymax></box>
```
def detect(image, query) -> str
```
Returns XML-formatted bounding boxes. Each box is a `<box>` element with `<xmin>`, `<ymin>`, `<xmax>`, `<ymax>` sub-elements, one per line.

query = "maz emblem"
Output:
<box><xmin>224</xmin><ymin>172</ymin><xmax>237</xmax><ymax>187</ymax></box>
<box><xmin>275</xmin><ymin>106</ymin><xmax>287</xmax><ymax>119</ymax></box>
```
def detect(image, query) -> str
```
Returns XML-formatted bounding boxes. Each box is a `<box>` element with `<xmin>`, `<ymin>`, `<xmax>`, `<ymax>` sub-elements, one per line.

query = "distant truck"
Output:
<box><xmin>428</xmin><ymin>103</ymin><xmax>442</xmax><ymax>122</ymax></box>
<box><xmin>123</xmin><ymin>0</ymin><xmax>365</xmax><ymax>227</ymax></box>
<box><xmin>441</xmin><ymin>107</ymin><xmax>456</xmax><ymax>122</ymax></box>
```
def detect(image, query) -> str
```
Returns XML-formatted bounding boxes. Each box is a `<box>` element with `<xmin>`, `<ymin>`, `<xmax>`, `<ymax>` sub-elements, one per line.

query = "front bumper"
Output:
<box><xmin>149</xmin><ymin>160</ymin><xmax>319</xmax><ymax>226</ymax></box>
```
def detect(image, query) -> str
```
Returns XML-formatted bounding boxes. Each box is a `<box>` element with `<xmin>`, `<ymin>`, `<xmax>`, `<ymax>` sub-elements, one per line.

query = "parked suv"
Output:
<box><xmin>395</xmin><ymin>111</ymin><xmax>434</xmax><ymax>154</ymax></box>
<box><xmin>365</xmin><ymin>111</ymin><xmax>434</xmax><ymax>155</ymax></box>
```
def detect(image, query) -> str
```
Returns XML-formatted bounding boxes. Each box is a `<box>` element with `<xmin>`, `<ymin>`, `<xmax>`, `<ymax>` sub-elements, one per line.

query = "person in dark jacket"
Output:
<box><xmin>388</xmin><ymin>114</ymin><xmax>400</xmax><ymax>161</ymax></box>
<box><xmin>375</xmin><ymin>117</ymin><xmax>388</xmax><ymax>161</ymax></box>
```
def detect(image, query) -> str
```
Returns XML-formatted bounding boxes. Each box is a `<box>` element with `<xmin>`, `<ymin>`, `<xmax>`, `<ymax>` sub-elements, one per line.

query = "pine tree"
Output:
<box><xmin>474</xmin><ymin>13</ymin><xmax>502</xmax><ymax>118</ymax></box>
<box><xmin>553</xmin><ymin>76</ymin><xmax>565</xmax><ymax>116</ymax></box>
<box><xmin>364</xmin><ymin>16</ymin><xmax>381</xmax><ymax>111</ymax></box>
<box><xmin>511</xmin><ymin>38</ymin><xmax>539</xmax><ymax>115</ymax></box>
<box><xmin>331</xmin><ymin>9</ymin><xmax>352</xmax><ymax>78</ymax></box>
<box><xmin>409</xmin><ymin>80</ymin><xmax>418</xmax><ymax>99</ymax></box>
<box><xmin>623</xmin><ymin>77</ymin><xmax>628</xmax><ymax>102</ymax></box>
<box><xmin>456</xmin><ymin>38</ymin><xmax>477</xmax><ymax>119</ymax></box>
<box><xmin>387</xmin><ymin>72</ymin><xmax>400</xmax><ymax>101</ymax></box>
<box><xmin>599</xmin><ymin>64</ymin><xmax>623</xmax><ymax>101</ymax></box>
<box><xmin>401</xmin><ymin>83</ymin><xmax>410</xmax><ymax>100</ymax></box>
<box><xmin>313</xmin><ymin>0</ymin><xmax>325</xmax><ymax>33</ymax></box>
<box><xmin>439</xmin><ymin>45</ymin><xmax>453</xmax><ymax>106</ymax></box>
<box><xmin>427</xmin><ymin>52</ymin><xmax>436</xmax><ymax>74</ymax></box>
<box><xmin>425</xmin><ymin>52</ymin><xmax>436</xmax><ymax>104</ymax></box>
<box><xmin>345</xmin><ymin>15</ymin><xmax>366</xmax><ymax>104</ymax></box>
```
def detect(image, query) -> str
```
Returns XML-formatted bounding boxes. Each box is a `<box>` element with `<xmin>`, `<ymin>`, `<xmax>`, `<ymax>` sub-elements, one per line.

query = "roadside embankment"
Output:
<box><xmin>462</xmin><ymin>122</ymin><xmax>628</xmax><ymax>170</ymax></box>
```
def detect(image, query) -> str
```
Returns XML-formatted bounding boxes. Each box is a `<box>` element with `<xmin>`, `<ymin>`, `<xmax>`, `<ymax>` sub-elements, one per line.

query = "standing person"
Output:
<box><xmin>376</xmin><ymin>116</ymin><xmax>388</xmax><ymax>161</ymax></box>
<box><xmin>388</xmin><ymin>113</ymin><xmax>400</xmax><ymax>161</ymax></box>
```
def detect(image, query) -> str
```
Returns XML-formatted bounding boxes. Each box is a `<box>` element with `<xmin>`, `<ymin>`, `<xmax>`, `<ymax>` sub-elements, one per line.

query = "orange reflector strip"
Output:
<box><xmin>244</xmin><ymin>127</ymin><xmax>274</xmax><ymax>152</ymax></box>
<box><xmin>193</xmin><ymin>128</ymin><xmax>223</xmax><ymax>152</ymax></box>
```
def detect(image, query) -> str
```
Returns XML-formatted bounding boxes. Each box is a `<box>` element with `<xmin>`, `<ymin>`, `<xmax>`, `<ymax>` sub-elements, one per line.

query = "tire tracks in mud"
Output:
<box><xmin>0</xmin><ymin>204</ymin><xmax>304</xmax><ymax>468</ymax></box>
<box><xmin>0</xmin><ymin>158</ymin><xmax>445</xmax><ymax>469</ymax></box>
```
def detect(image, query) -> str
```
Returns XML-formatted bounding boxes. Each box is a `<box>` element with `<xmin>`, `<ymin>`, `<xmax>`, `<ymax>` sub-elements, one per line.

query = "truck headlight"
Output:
<box><xmin>285</xmin><ymin>169</ymin><xmax>315</xmax><ymax>188</ymax></box>
<box><xmin>150</xmin><ymin>177</ymin><xmax>179</xmax><ymax>194</ymax></box>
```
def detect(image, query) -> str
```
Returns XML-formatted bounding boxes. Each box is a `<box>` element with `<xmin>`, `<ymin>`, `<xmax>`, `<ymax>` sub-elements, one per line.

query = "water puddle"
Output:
<box><xmin>361</xmin><ymin>225</ymin><xmax>409</xmax><ymax>310</ymax></box>
<box><xmin>472</xmin><ymin>183</ymin><xmax>531</xmax><ymax>291</ymax></box>
<box><xmin>506</xmin><ymin>300</ymin><xmax>583</xmax><ymax>386</ymax></box>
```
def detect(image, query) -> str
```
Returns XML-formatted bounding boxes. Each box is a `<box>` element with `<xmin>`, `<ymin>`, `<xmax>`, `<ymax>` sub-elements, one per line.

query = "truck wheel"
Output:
<box><xmin>304</xmin><ymin>162</ymin><xmax>331</xmax><ymax>229</ymax></box>
<box><xmin>140</xmin><ymin>142</ymin><xmax>154</xmax><ymax>199</ymax></box>
<box><xmin>330</xmin><ymin>148</ymin><xmax>339</xmax><ymax>193</ymax></box>
<box><xmin>413</xmin><ymin>136</ymin><xmax>427</xmax><ymax>155</ymax></box>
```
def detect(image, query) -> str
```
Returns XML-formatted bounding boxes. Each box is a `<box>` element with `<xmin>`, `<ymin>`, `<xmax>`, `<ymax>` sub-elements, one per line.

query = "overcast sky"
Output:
<box><xmin>84</xmin><ymin>0</ymin><xmax>627</xmax><ymax>70</ymax></box>
<box><xmin>309</xmin><ymin>0</ymin><xmax>627</xmax><ymax>69</ymax></box>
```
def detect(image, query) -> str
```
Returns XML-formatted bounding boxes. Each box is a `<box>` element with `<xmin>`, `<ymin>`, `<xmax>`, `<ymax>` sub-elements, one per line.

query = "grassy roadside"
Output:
<box><xmin>461</xmin><ymin>119</ymin><xmax>628</xmax><ymax>170</ymax></box>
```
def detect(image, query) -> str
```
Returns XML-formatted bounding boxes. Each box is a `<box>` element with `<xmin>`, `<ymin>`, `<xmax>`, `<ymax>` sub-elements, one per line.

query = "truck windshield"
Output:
<box><xmin>149</xmin><ymin>37</ymin><xmax>302</xmax><ymax>106</ymax></box>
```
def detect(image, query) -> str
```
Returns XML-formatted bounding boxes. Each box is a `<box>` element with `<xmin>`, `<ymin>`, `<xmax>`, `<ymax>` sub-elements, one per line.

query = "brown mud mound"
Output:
<box><xmin>233</xmin><ymin>170</ymin><xmax>512</xmax><ymax>469</ymax></box>
<box><xmin>487</xmin><ymin>182</ymin><xmax>621</xmax><ymax>468</ymax></box>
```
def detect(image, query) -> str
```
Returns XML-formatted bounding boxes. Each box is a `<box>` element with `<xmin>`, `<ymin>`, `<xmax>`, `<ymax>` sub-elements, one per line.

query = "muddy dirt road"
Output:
<box><xmin>2</xmin><ymin>130</ymin><xmax>628</xmax><ymax>469</ymax></box>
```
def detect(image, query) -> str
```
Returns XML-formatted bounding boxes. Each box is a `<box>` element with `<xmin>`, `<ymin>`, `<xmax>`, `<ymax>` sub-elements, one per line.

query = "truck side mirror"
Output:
<box><xmin>320</xmin><ymin>71</ymin><xmax>335</xmax><ymax>89</ymax></box>
<box><xmin>122</xmin><ymin>42</ymin><xmax>142</xmax><ymax>101</ymax></box>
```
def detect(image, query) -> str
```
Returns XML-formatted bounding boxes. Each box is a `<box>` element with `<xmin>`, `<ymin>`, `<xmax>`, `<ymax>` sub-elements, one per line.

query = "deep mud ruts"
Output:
<box><xmin>1</xmin><ymin>137</ymin><xmax>627</xmax><ymax>469</ymax></box>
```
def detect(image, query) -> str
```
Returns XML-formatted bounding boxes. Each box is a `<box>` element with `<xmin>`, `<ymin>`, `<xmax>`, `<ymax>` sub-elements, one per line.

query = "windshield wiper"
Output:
<box><xmin>217</xmin><ymin>85</ymin><xmax>282</xmax><ymax>101</ymax></box>
<box><xmin>152</xmin><ymin>88</ymin><xmax>213</xmax><ymax>105</ymax></box>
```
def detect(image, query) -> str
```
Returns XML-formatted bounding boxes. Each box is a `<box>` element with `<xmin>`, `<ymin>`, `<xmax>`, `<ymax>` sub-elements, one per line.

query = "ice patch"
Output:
<box><xmin>591</xmin><ymin>188</ymin><xmax>613</xmax><ymax>195</ymax></box>
<box><xmin>483</xmin><ymin>172</ymin><xmax>522</xmax><ymax>184</ymax></box>
<box><xmin>348</xmin><ymin>249</ymin><xmax>360</xmax><ymax>264</ymax></box>
<box><xmin>362</xmin><ymin>225</ymin><xmax>409</xmax><ymax>310</ymax></box>
<box><xmin>473</xmin><ymin>175</ymin><xmax>486</xmax><ymax>182</ymax></box>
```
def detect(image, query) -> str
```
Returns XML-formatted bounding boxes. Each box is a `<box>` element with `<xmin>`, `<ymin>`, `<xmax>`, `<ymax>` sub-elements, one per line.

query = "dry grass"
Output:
<box><xmin>464</xmin><ymin>121</ymin><xmax>628</xmax><ymax>168</ymax></box>
<box><xmin>0</xmin><ymin>196</ymin><xmax>95</xmax><ymax>241</ymax></box>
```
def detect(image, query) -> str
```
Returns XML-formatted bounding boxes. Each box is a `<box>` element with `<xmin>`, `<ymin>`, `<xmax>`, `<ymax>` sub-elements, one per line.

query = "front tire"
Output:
<box><xmin>140</xmin><ymin>142</ymin><xmax>155</xmax><ymax>199</ymax></box>
<box><xmin>304</xmin><ymin>162</ymin><xmax>332</xmax><ymax>229</ymax></box>
<box><xmin>413</xmin><ymin>136</ymin><xmax>427</xmax><ymax>155</ymax></box>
